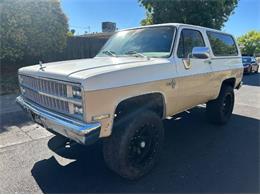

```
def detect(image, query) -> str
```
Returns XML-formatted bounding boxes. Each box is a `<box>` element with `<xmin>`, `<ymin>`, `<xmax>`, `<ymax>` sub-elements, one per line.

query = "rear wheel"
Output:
<box><xmin>206</xmin><ymin>85</ymin><xmax>234</xmax><ymax>124</ymax></box>
<box><xmin>103</xmin><ymin>111</ymin><xmax>164</xmax><ymax>180</ymax></box>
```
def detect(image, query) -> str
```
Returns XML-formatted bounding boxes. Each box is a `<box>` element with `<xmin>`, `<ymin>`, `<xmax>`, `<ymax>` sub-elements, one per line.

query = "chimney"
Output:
<box><xmin>102</xmin><ymin>22</ymin><xmax>116</xmax><ymax>33</ymax></box>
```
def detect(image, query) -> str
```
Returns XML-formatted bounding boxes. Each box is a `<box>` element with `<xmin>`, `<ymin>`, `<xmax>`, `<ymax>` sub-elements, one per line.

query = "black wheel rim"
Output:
<box><xmin>222</xmin><ymin>93</ymin><xmax>232</xmax><ymax>116</ymax></box>
<box><xmin>127</xmin><ymin>123</ymin><xmax>159</xmax><ymax>168</ymax></box>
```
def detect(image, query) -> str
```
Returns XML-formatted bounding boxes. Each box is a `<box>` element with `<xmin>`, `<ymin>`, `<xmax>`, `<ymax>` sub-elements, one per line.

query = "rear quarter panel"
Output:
<box><xmin>204</xmin><ymin>31</ymin><xmax>243</xmax><ymax>98</ymax></box>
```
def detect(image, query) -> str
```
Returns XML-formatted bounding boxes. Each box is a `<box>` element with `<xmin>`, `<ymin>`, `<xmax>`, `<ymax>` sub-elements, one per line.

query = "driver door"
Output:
<box><xmin>173</xmin><ymin>27</ymin><xmax>213</xmax><ymax>113</ymax></box>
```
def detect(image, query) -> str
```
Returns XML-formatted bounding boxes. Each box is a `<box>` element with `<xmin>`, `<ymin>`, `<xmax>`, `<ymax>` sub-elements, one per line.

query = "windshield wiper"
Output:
<box><xmin>125</xmin><ymin>51</ymin><xmax>150</xmax><ymax>60</ymax></box>
<box><xmin>102</xmin><ymin>50</ymin><xmax>117</xmax><ymax>57</ymax></box>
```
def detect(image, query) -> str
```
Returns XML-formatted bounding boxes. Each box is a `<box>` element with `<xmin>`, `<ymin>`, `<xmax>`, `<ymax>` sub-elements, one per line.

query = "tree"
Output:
<box><xmin>237</xmin><ymin>31</ymin><xmax>260</xmax><ymax>56</ymax></box>
<box><xmin>0</xmin><ymin>0</ymin><xmax>69</xmax><ymax>62</ymax></box>
<box><xmin>71</xmin><ymin>29</ymin><xmax>76</xmax><ymax>35</ymax></box>
<box><xmin>139</xmin><ymin>0</ymin><xmax>238</xmax><ymax>30</ymax></box>
<box><xmin>67</xmin><ymin>29</ymin><xmax>76</xmax><ymax>36</ymax></box>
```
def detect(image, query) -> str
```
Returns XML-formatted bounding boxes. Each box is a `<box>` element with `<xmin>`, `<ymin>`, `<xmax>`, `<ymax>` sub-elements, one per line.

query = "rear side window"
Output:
<box><xmin>207</xmin><ymin>31</ymin><xmax>238</xmax><ymax>56</ymax></box>
<box><xmin>177</xmin><ymin>29</ymin><xmax>205</xmax><ymax>58</ymax></box>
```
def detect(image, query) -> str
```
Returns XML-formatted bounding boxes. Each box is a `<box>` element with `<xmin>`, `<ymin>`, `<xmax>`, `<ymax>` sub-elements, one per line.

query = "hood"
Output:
<box><xmin>18</xmin><ymin>57</ymin><xmax>151</xmax><ymax>82</ymax></box>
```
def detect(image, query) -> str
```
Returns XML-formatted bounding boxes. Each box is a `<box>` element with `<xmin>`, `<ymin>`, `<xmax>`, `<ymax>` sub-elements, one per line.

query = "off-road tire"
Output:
<box><xmin>206</xmin><ymin>85</ymin><xmax>234</xmax><ymax>124</ymax></box>
<box><xmin>103</xmin><ymin>111</ymin><xmax>164</xmax><ymax>180</ymax></box>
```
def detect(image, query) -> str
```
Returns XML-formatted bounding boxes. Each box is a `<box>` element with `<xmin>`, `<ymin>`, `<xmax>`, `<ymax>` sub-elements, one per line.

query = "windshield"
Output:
<box><xmin>97</xmin><ymin>26</ymin><xmax>176</xmax><ymax>58</ymax></box>
<box><xmin>242</xmin><ymin>57</ymin><xmax>252</xmax><ymax>63</ymax></box>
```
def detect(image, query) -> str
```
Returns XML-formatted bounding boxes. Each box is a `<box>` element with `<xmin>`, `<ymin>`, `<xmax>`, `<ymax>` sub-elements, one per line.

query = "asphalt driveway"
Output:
<box><xmin>0</xmin><ymin>73</ymin><xmax>259</xmax><ymax>193</ymax></box>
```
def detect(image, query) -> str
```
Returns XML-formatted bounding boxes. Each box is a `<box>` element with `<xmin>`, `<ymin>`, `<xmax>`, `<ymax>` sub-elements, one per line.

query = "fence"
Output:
<box><xmin>59</xmin><ymin>34</ymin><xmax>112</xmax><ymax>60</ymax></box>
<box><xmin>1</xmin><ymin>33</ymin><xmax>113</xmax><ymax>73</ymax></box>
<box><xmin>42</xmin><ymin>33</ymin><xmax>112</xmax><ymax>63</ymax></box>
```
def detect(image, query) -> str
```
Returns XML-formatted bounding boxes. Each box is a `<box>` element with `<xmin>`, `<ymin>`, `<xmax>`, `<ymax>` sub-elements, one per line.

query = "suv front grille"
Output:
<box><xmin>18</xmin><ymin>75</ymin><xmax>82</xmax><ymax>119</ymax></box>
<box><xmin>23</xmin><ymin>87</ymin><xmax>70</xmax><ymax>113</ymax></box>
<box><xmin>20</xmin><ymin>75</ymin><xmax>67</xmax><ymax>97</ymax></box>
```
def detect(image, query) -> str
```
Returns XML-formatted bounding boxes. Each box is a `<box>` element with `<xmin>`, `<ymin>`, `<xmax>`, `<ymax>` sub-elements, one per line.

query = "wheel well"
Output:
<box><xmin>114</xmin><ymin>93</ymin><xmax>165</xmax><ymax>122</ymax></box>
<box><xmin>222</xmin><ymin>78</ymin><xmax>236</xmax><ymax>89</ymax></box>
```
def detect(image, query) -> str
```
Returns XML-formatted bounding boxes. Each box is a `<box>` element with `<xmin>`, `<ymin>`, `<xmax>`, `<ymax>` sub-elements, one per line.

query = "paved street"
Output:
<box><xmin>0</xmin><ymin>73</ymin><xmax>259</xmax><ymax>193</ymax></box>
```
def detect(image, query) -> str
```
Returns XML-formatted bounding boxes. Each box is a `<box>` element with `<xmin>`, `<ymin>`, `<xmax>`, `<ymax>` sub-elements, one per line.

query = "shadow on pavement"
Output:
<box><xmin>242</xmin><ymin>73</ymin><xmax>260</xmax><ymax>87</ymax></box>
<box><xmin>0</xmin><ymin>111</ymin><xmax>31</xmax><ymax>134</ymax></box>
<box><xmin>31</xmin><ymin>107</ymin><xmax>260</xmax><ymax>193</ymax></box>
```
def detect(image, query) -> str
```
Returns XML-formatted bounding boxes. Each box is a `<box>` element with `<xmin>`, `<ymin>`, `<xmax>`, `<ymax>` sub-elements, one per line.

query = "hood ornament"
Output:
<box><xmin>39</xmin><ymin>61</ymin><xmax>46</xmax><ymax>71</ymax></box>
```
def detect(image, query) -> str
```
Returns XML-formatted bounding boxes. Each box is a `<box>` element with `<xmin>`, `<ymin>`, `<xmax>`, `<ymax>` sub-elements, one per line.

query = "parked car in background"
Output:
<box><xmin>242</xmin><ymin>56</ymin><xmax>259</xmax><ymax>74</ymax></box>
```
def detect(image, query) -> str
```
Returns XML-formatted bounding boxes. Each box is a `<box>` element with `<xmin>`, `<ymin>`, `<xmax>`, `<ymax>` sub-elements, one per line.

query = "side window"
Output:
<box><xmin>177</xmin><ymin>29</ymin><xmax>205</xmax><ymax>58</ymax></box>
<box><xmin>207</xmin><ymin>31</ymin><xmax>238</xmax><ymax>56</ymax></box>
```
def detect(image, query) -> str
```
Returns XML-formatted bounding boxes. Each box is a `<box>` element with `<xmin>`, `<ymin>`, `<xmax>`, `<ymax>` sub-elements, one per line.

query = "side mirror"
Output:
<box><xmin>192</xmin><ymin>47</ymin><xmax>210</xmax><ymax>59</ymax></box>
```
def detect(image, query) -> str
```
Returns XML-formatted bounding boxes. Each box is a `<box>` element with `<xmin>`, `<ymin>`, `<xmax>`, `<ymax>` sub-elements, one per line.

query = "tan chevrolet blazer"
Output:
<box><xmin>17</xmin><ymin>23</ymin><xmax>243</xmax><ymax>179</ymax></box>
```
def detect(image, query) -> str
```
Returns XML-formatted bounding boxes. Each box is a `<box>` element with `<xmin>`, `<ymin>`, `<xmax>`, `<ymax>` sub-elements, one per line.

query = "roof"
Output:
<box><xmin>79</xmin><ymin>32</ymin><xmax>114</xmax><ymax>38</ymax></box>
<box><xmin>118</xmin><ymin>23</ymin><xmax>231</xmax><ymax>36</ymax></box>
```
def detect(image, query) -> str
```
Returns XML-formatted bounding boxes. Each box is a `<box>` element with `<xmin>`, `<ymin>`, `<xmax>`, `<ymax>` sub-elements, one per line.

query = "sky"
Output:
<box><xmin>61</xmin><ymin>0</ymin><xmax>260</xmax><ymax>38</ymax></box>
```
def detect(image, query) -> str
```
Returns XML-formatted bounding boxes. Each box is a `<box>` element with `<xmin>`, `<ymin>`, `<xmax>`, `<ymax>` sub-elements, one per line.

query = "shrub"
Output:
<box><xmin>0</xmin><ymin>0</ymin><xmax>69</xmax><ymax>63</ymax></box>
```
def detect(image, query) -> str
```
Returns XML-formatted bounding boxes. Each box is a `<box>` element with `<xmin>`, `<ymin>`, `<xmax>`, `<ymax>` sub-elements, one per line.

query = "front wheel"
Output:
<box><xmin>206</xmin><ymin>85</ymin><xmax>234</xmax><ymax>124</ymax></box>
<box><xmin>103</xmin><ymin>111</ymin><xmax>164</xmax><ymax>180</ymax></box>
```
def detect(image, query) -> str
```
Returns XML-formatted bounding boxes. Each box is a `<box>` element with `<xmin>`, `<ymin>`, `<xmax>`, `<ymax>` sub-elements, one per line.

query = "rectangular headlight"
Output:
<box><xmin>72</xmin><ymin>86</ymin><xmax>82</xmax><ymax>99</ymax></box>
<box><xmin>74</xmin><ymin>105</ymin><xmax>83</xmax><ymax>115</ymax></box>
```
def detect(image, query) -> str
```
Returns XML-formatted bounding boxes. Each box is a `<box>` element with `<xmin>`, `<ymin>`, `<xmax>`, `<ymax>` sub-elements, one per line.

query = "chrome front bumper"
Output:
<box><xmin>16</xmin><ymin>96</ymin><xmax>101</xmax><ymax>145</ymax></box>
